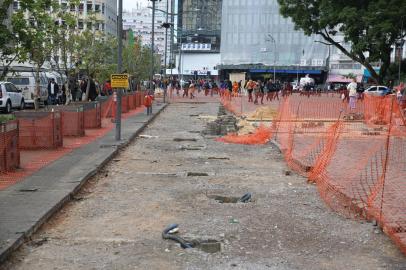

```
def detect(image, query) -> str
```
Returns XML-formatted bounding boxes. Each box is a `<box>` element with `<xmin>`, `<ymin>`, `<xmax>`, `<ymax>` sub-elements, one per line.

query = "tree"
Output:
<box><xmin>0</xmin><ymin>0</ymin><xmax>22</xmax><ymax>80</ymax></box>
<box><xmin>50</xmin><ymin>1</ymin><xmax>78</xmax><ymax>82</ymax></box>
<box><xmin>277</xmin><ymin>0</ymin><xmax>406</xmax><ymax>84</ymax></box>
<box><xmin>12</xmin><ymin>0</ymin><xmax>59</xmax><ymax>109</ymax></box>
<box><xmin>123</xmin><ymin>37</ymin><xmax>161</xmax><ymax>81</ymax></box>
<box><xmin>75</xmin><ymin>24</ymin><xmax>117</xmax><ymax>100</ymax></box>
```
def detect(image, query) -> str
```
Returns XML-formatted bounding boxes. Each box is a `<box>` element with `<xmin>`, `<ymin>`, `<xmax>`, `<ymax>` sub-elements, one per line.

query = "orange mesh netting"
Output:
<box><xmin>0</xmin><ymin>93</ymin><xmax>146</xmax><ymax>190</ymax></box>
<box><xmin>216</xmin><ymin>125</ymin><xmax>273</xmax><ymax>145</ymax></box>
<box><xmin>218</xmin><ymin>92</ymin><xmax>406</xmax><ymax>255</ymax></box>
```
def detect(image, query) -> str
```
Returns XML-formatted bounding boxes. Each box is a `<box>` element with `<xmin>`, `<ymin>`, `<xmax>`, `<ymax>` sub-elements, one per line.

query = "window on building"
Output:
<box><xmin>95</xmin><ymin>4</ymin><xmax>100</xmax><ymax>12</ymax></box>
<box><xmin>79</xmin><ymin>3</ymin><xmax>84</xmax><ymax>12</ymax></box>
<box><xmin>70</xmin><ymin>4</ymin><xmax>75</xmax><ymax>12</ymax></box>
<box><xmin>78</xmin><ymin>20</ymin><xmax>84</xmax><ymax>30</ymax></box>
<box><xmin>87</xmin><ymin>3</ymin><xmax>92</xmax><ymax>12</ymax></box>
<box><xmin>102</xmin><ymin>3</ymin><xmax>105</xmax><ymax>14</ymax></box>
<box><xmin>12</xmin><ymin>1</ymin><xmax>18</xmax><ymax>10</ymax></box>
<box><xmin>101</xmin><ymin>23</ymin><xmax>105</xmax><ymax>31</ymax></box>
<box><xmin>87</xmin><ymin>22</ymin><xmax>92</xmax><ymax>30</ymax></box>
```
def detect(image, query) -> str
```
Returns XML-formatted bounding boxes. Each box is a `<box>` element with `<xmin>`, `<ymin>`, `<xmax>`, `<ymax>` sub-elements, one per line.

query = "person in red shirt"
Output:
<box><xmin>144</xmin><ymin>92</ymin><xmax>153</xmax><ymax>115</ymax></box>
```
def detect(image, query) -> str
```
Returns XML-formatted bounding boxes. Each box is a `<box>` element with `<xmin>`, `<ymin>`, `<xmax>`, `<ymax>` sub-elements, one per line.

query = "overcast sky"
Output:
<box><xmin>123</xmin><ymin>0</ymin><xmax>147</xmax><ymax>11</ymax></box>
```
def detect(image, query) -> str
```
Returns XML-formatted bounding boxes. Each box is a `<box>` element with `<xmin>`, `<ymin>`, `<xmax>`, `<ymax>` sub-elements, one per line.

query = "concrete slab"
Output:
<box><xmin>0</xmin><ymin>103</ymin><xmax>167</xmax><ymax>264</ymax></box>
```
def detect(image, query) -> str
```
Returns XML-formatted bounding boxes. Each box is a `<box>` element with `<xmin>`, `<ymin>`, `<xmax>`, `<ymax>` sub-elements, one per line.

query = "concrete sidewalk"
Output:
<box><xmin>0</xmin><ymin>102</ymin><xmax>167</xmax><ymax>264</ymax></box>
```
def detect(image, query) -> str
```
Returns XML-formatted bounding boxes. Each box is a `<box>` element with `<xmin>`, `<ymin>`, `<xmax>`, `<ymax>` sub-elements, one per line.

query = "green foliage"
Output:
<box><xmin>75</xmin><ymin>28</ymin><xmax>117</xmax><ymax>82</ymax></box>
<box><xmin>386</xmin><ymin>59</ymin><xmax>406</xmax><ymax>84</ymax></box>
<box><xmin>123</xmin><ymin>39</ymin><xmax>161</xmax><ymax>81</ymax></box>
<box><xmin>0</xmin><ymin>114</ymin><xmax>15</xmax><ymax>123</ymax></box>
<box><xmin>0</xmin><ymin>0</ymin><xmax>20</xmax><ymax>80</ymax></box>
<box><xmin>12</xmin><ymin>0</ymin><xmax>59</xmax><ymax>68</ymax></box>
<box><xmin>278</xmin><ymin>0</ymin><xmax>406</xmax><ymax>84</ymax></box>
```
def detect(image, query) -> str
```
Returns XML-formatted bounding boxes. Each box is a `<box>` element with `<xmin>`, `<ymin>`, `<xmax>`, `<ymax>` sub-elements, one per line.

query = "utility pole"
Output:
<box><xmin>163</xmin><ymin>0</ymin><xmax>169</xmax><ymax>103</ymax></box>
<box><xmin>116</xmin><ymin>0</ymin><xmax>123</xmax><ymax>141</ymax></box>
<box><xmin>170</xmin><ymin>0</ymin><xmax>175</xmax><ymax>77</ymax></box>
<box><xmin>164</xmin><ymin>0</ymin><xmax>169</xmax><ymax>75</ymax></box>
<box><xmin>150</xmin><ymin>0</ymin><xmax>160</xmax><ymax>85</ymax></box>
<box><xmin>398</xmin><ymin>19</ymin><xmax>404</xmax><ymax>84</ymax></box>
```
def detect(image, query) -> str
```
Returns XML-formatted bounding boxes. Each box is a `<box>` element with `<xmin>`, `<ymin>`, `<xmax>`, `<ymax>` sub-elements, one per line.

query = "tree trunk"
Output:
<box><xmin>85</xmin><ymin>77</ymin><xmax>91</xmax><ymax>101</ymax></box>
<box><xmin>34</xmin><ymin>65</ymin><xmax>41</xmax><ymax>111</ymax></box>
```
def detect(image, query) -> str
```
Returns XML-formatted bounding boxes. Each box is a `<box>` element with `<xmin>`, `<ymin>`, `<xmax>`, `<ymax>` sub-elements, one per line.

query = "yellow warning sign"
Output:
<box><xmin>111</xmin><ymin>74</ymin><xmax>129</xmax><ymax>89</ymax></box>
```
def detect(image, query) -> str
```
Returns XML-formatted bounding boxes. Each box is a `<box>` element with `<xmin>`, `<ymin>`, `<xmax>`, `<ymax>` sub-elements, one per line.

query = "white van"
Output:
<box><xmin>6</xmin><ymin>71</ymin><xmax>48</xmax><ymax>107</ymax></box>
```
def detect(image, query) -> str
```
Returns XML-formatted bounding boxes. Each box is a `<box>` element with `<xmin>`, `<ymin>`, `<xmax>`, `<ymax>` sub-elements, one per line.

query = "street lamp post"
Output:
<box><xmin>266</xmin><ymin>34</ymin><xmax>276</xmax><ymax>81</ymax></box>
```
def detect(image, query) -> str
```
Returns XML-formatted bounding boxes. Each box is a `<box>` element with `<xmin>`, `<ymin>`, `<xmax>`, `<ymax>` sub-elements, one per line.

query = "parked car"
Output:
<box><xmin>0</xmin><ymin>82</ymin><xmax>25</xmax><ymax>113</ymax></box>
<box><xmin>364</xmin><ymin>86</ymin><xmax>392</xmax><ymax>96</ymax></box>
<box><xmin>6</xmin><ymin>71</ymin><xmax>48</xmax><ymax>107</ymax></box>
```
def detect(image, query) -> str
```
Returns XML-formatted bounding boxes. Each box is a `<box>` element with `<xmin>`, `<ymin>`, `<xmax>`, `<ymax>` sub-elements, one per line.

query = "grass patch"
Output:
<box><xmin>0</xmin><ymin>115</ymin><xmax>16</xmax><ymax>123</ymax></box>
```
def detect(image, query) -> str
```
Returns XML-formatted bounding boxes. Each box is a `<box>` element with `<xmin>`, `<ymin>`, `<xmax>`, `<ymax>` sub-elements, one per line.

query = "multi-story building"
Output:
<box><xmin>219</xmin><ymin>0</ymin><xmax>329</xmax><ymax>83</ymax></box>
<box><xmin>168</xmin><ymin>0</ymin><xmax>222</xmax><ymax>79</ymax></box>
<box><xmin>123</xmin><ymin>1</ymin><xmax>172</xmax><ymax>67</ymax></box>
<box><xmin>326</xmin><ymin>33</ymin><xmax>364</xmax><ymax>85</ymax></box>
<box><xmin>11</xmin><ymin>0</ymin><xmax>117</xmax><ymax>36</ymax></box>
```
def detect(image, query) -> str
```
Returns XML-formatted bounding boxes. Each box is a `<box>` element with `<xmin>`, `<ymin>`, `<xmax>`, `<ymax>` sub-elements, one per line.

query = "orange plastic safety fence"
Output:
<box><xmin>0</xmin><ymin>120</ymin><xmax>20</xmax><ymax>173</ymax></box>
<box><xmin>218</xmin><ymin>92</ymin><xmax>406</xmax><ymax>255</ymax></box>
<box><xmin>216</xmin><ymin>125</ymin><xmax>273</xmax><ymax>145</ymax></box>
<box><xmin>15</xmin><ymin>111</ymin><xmax>63</xmax><ymax>150</ymax></box>
<box><xmin>0</xmin><ymin>95</ymin><xmax>146</xmax><ymax>191</ymax></box>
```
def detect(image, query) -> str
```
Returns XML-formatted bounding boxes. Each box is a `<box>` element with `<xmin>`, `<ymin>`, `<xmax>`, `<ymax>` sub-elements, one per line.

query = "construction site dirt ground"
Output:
<box><xmin>2</xmin><ymin>102</ymin><xmax>405</xmax><ymax>270</ymax></box>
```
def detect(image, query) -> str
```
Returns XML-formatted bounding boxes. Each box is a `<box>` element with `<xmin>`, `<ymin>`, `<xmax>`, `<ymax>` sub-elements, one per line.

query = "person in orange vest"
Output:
<box><xmin>144</xmin><ymin>92</ymin><xmax>153</xmax><ymax>115</ymax></box>
<box><xmin>232</xmin><ymin>81</ymin><xmax>239</xmax><ymax>97</ymax></box>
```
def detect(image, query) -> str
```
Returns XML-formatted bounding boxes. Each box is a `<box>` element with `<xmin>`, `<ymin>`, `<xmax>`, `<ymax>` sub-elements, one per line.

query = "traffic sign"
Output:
<box><xmin>111</xmin><ymin>74</ymin><xmax>129</xmax><ymax>89</ymax></box>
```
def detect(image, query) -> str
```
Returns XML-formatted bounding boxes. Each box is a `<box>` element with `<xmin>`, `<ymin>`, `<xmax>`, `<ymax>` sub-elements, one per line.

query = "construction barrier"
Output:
<box><xmin>49</xmin><ymin>105</ymin><xmax>85</xmax><ymax>137</ymax></box>
<box><xmin>219</xmin><ymin>92</ymin><xmax>406</xmax><ymax>255</ymax></box>
<box><xmin>0</xmin><ymin>120</ymin><xmax>20</xmax><ymax>172</ymax></box>
<box><xmin>99</xmin><ymin>96</ymin><xmax>114</xmax><ymax>118</ymax></box>
<box><xmin>72</xmin><ymin>101</ymin><xmax>102</xmax><ymax>129</ymax></box>
<box><xmin>135</xmin><ymin>92</ymin><xmax>142</xmax><ymax>107</ymax></box>
<box><xmin>15</xmin><ymin>111</ymin><xmax>63</xmax><ymax>149</ymax></box>
<box><xmin>121</xmin><ymin>94</ymin><xmax>129</xmax><ymax>113</ymax></box>
<box><xmin>128</xmin><ymin>92</ymin><xmax>136</xmax><ymax>110</ymax></box>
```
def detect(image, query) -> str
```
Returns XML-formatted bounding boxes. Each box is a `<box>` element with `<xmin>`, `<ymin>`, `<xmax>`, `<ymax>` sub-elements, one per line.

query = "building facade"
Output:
<box><xmin>123</xmin><ymin>1</ymin><xmax>172</xmax><ymax>67</ymax></box>
<box><xmin>219</xmin><ymin>0</ymin><xmax>329</xmax><ymax>83</ymax></box>
<box><xmin>170</xmin><ymin>0</ymin><xmax>222</xmax><ymax>78</ymax></box>
<box><xmin>12</xmin><ymin>0</ymin><xmax>117</xmax><ymax>36</ymax></box>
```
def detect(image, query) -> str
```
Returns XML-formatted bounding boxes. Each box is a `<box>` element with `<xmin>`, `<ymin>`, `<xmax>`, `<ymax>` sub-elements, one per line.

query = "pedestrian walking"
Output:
<box><xmin>232</xmin><ymin>81</ymin><xmax>239</xmax><ymax>97</ymax></box>
<box><xmin>47</xmin><ymin>78</ymin><xmax>59</xmax><ymax>105</ymax></box>
<box><xmin>189</xmin><ymin>82</ymin><xmax>196</xmax><ymax>99</ymax></box>
<box><xmin>253</xmin><ymin>80</ymin><xmax>261</xmax><ymax>105</ymax></box>
<box><xmin>144</xmin><ymin>92</ymin><xmax>153</xmax><ymax>115</ymax></box>
<box><xmin>347</xmin><ymin>78</ymin><xmax>357</xmax><ymax>110</ymax></box>
<box><xmin>246</xmin><ymin>79</ymin><xmax>255</xmax><ymax>102</ymax></box>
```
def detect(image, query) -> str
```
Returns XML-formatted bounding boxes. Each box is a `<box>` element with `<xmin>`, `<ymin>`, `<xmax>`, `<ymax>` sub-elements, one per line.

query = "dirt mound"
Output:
<box><xmin>247</xmin><ymin>106</ymin><xmax>278</xmax><ymax>120</ymax></box>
